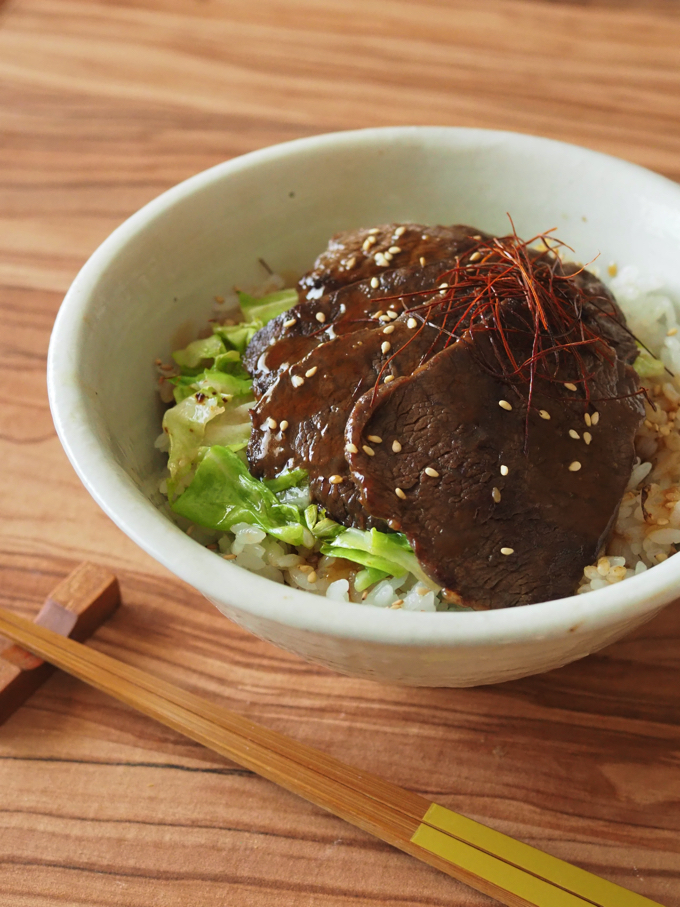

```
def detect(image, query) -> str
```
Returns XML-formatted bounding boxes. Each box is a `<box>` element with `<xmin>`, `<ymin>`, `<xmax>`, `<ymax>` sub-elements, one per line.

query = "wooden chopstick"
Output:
<box><xmin>0</xmin><ymin>605</ymin><xmax>664</xmax><ymax>907</ymax></box>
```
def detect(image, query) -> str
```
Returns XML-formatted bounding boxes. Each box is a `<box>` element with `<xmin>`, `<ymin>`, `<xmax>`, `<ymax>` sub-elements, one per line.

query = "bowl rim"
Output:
<box><xmin>47</xmin><ymin>125</ymin><xmax>680</xmax><ymax>646</ymax></box>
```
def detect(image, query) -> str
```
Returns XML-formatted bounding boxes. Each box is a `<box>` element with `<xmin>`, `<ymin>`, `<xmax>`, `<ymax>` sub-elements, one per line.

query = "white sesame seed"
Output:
<box><xmin>492</xmin><ymin>487</ymin><xmax>501</xmax><ymax>503</ymax></box>
<box><xmin>362</xmin><ymin>236</ymin><xmax>376</xmax><ymax>250</ymax></box>
<box><xmin>424</xmin><ymin>467</ymin><xmax>439</xmax><ymax>478</ymax></box>
<box><xmin>346</xmin><ymin>256</ymin><xmax>356</xmax><ymax>269</ymax></box>
<box><xmin>583</xmin><ymin>432</ymin><xmax>592</xmax><ymax>445</ymax></box>
<box><xmin>373</xmin><ymin>310</ymin><xmax>384</xmax><ymax>319</ymax></box>
<box><xmin>391</xmin><ymin>599</ymin><xmax>404</xmax><ymax>608</ymax></box>
<box><xmin>569</xmin><ymin>429</ymin><xmax>580</xmax><ymax>439</ymax></box>
<box><xmin>500</xmin><ymin>547</ymin><xmax>514</xmax><ymax>556</ymax></box>
<box><xmin>499</xmin><ymin>400</ymin><xmax>512</xmax><ymax>411</ymax></box>
<box><xmin>383</xmin><ymin>324</ymin><xmax>395</xmax><ymax>334</ymax></box>
<box><xmin>362</xmin><ymin>445</ymin><xmax>375</xmax><ymax>456</ymax></box>
<box><xmin>438</xmin><ymin>282</ymin><xmax>449</xmax><ymax>290</ymax></box>
<box><xmin>298</xmin><ymin>564</ymin><xmax>312</xmax><ymax>573</ymax></box>
<box><xmin>584</xmin><ymin>412</ymin><xmax>592</xmax><ymax>427</ymax></box>
<box><xmin>384</xmin><ymin>375</ymin><xmax>395</xmax><ymax>383</ymax></box>
<box><xmin>392</xmin><ymin>440</ymin><xmax>402</xmax><ymax>453</ymax></box>
<box><xmin>500</xmin><ymin>464</ymin><xmax>509</xmax><ymax>476</ymax></box>
<box><xmin>291</xmin><ymin>375</ymin><xmax>304</xmax><ymax>388</ymax></box>
<box><xmin>280</xmin><ymin>420</ymin><xmax>289</xmax><ymax>431</ymax></box>
<box><xmin>329</xmin><ymin>474</ymin><xmax>343</xmax><ymax>485</ymax></box>
<box><xmin>668</xmin><ymin>327</ymin><xmax>678</xmax><ymax>336</ymax></box>
<box><xmin>381</xmin><ymin>341</ymin><xmax>391</xmax><ymax>354</ymax></box>
<box><xmin>407</xmin><ymin>317</ymin><xmax>418</xmax><ymax>329</ymax></box>
<box><xmin>394</xmin><ymin>226</ymin><xmax>406</xmax><ymax>237</ymax></box>
<box><xmin>367</xmin><ymin>435</ymin><xmax>382</xmax><ymax>444</ymax></box>
<box><xmin>395</xmin><ymin>487</ymin><xmax>406</xmax><ymax>500</ymax></box>
<box><xmin>379</xmin><ymin>314</ymin><xmax>391</xmax><ymax>322</ymax></box>
<box><xmin>591</xmin><ymin>411</ymin><xmax>600</xmax><ymax>425</ymax></box>
<box><xmin>368</xmin><ymin>227</ymin><xmax>380</xmax><ymax>234</ymax></box>
<box><xmin>307</xmin><ymin>570</ymin><xmax>318</xmax><ymax>584</ymax></box>
<box><xmin>419</xmin><ymin>256</ymin><xmax>426</xmax><ymax>266</ymax></box>
<box><xmin>383</xmin><ymin>251</ymin><xmax>393</xmax><ymax>262</ymax></box>
<box><xmin>283</xmin><ymin>318</ymin><xmax>297</xmax><ymax>328</ymax></box>
<box><xmin>370</xmin><ymin>276</ymin><xmax>380</xmax><ymax>289</ymax></box>
<box><xmin>386</xmin><ymin>310</ymin><xmax>399</xmax><ymax>320</ymax></box>
<box><xmin>568</xmin><ymin>461</ymin><xmax>582</xmax><ymax>471</ymax></box>
<box><xmin>305</xmin><ymin>366</ymin><xmax>318</xmax><ymax>378</ymax></box>
<box><xmin>267</xmin><ymin>417</ymin><xmax>278</xmax><ymax>430</ymax></box>
<box><xmin>315</xmin><ymin>311</ymin><xmax>326</xmax><ymax>323</ymax></box>
<box><xmin>564</xmin><ymin>382</ymin><xmax>578</xmax><ymax>391</ymax></box>
<box><xmin>388</xmin><ymin>246</ymin><xmax>401</xmax><ymax>254</ymax></box>
<box><xmin>472</xmin><ymin>235</ymin><xmax>482</xmax><ymax>240</ymax></box>
<box><xmin>539</xmin><ymin>410</ymin><xmax>551</xmax><ymax>420</ymax></box>
<box><xmin>469</xmin><ymin>251</ymin><xmax>482</xmax><ymax>262</ymax></box>
<box><xmin>346</xmin><ymin>442</ymin><xmax>358</xmax><ymax>454</ymax></box>
<box><xmin>375</xmin><ymin>254</ymin><xmax>389</xmax><ymax>267</ymax></box>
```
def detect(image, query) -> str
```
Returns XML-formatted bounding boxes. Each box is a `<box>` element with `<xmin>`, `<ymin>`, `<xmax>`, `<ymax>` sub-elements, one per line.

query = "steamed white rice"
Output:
<box><xmin>158</xmin><ymin>264</ymin><xmax>680</xmax><ymax>609</ymax></box>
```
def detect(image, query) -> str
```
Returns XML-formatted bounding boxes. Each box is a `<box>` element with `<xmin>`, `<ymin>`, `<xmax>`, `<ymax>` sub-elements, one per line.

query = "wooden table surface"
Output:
<box><xmin>1</xmin><ymin>0</ymin><xmax>680</xmax><ymax>904</ymax></box>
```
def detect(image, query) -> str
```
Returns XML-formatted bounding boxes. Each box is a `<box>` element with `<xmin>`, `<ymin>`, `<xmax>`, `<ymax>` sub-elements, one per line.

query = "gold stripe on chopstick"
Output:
<box><xmin>418</xmin><ymin>804</ymin><xmax>663</xmax><ymax>907</ymax></box>
<box><xmin>411</xmin><ymin>823</ymin><xmax>594</xmax><ymax>907</ymax></box>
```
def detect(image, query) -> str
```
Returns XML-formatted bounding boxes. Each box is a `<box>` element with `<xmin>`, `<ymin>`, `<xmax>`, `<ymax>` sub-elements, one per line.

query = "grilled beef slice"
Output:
<box><xmin>298</xmin><ymin>223</ymin><xmax>490</xmax><ymax>300</ymax></box>
<box><xmin>247</xmin><ymin>319</ymin><xmax>445</xmax><ymax>528</ymax></box>
<box><xmin>345</xmin><ymin>334</ymin><xmax>645</xmax><ymax>608</ymax></box>
<box><xmin>243</xmin><ymin>224</ymin><xmax>486</xmax><ymax>396</ymax></box>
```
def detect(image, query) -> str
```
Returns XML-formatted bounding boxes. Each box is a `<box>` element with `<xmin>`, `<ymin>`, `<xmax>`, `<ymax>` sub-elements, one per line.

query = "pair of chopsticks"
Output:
<box><xmin>0</xmin><ymin>604</ymin><xmax>663</xmax><ymax>907</ymax></box>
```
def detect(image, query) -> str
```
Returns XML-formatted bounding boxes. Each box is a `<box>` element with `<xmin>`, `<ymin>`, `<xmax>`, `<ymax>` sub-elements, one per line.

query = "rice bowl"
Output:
<box><xmin>47</xmin><ymin>127</ymin><xmax>680</xmax><ymax>685</ymax></box>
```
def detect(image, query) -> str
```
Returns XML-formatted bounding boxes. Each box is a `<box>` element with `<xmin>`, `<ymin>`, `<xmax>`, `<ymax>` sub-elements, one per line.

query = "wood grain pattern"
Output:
<box><xmin>0</xmin><ymin>0</ymin><xmax>679</xmax><ymax>904</ymax></box>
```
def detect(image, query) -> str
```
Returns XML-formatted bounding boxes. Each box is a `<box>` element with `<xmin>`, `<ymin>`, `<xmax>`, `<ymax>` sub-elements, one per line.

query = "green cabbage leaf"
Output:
<box><xmin>237</xmin><ymin>288</ymin><xmax>298</xmax><ymax>324</ymax></box>
<box><xmin>321</xmin><ymin>527</ymin><xmax>440</xmax><ymax>592</ymax></box>
<box><xmin>171</xmin><ymin>445</ymin><xmax>307</xmax><ymax>545</ymax></box>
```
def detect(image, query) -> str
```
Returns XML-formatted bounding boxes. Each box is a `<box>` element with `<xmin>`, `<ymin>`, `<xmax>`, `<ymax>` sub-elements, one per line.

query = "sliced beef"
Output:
<box><xmin>244</xmin><ymin>224</ymin><xmax>487</xmax><ymax>396</ymax></box>
<box><xmin>298</xmin><ymin>223</ymin><xmax>490</xmax><ymax>300</ymax></box>
<box><xmin>247</xmin><ymin>319</ymin><xmax>446</xmax><ymax>528</ymax></box>
<box><xmin>345</xmin><ymin>334</ymin><xmax>645</xmax><ymax>608</ymax></box>
<box><xmin>244</xmin><ymin>261</ymin><xmax>459</xmax><ymax>396</ymax></box>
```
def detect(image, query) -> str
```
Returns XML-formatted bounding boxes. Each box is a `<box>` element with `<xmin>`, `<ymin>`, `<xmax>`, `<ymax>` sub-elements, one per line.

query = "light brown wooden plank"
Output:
<box><xmin>1</xmin><ymin>0</ymin><xmax>679</xmax><ymax>904</ymax></box>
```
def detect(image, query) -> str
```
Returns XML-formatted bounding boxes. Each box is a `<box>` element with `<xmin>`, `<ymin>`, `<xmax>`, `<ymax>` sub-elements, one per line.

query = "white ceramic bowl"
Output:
<box><xmin>48</xmin><ymin>127</ymin><xmax>680</xmax><ymax>686</ymax></box>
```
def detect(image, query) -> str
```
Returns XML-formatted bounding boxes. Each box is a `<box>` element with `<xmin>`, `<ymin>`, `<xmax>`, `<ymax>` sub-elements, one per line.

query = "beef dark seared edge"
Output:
<box><xmin>247</xmin><ymin>320</ymin><xmax>446</xmax><ymax>528</ymax></box>
<box><xmin>345</xmin><ymin>336</ymin><xmax>645</xmax><ymax>609</ymax></box>
<box><xmin>244</xmin><ymin>224</ymin><xmax>487</xmax><ymax>396</ymax></box>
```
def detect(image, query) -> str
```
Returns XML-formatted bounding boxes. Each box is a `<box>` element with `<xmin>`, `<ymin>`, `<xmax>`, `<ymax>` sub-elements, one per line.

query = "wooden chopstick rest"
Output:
<box><xmin>0</xmin><ymin>562</ymin><xmax>119</xmax><ymax>725</ymax></box>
